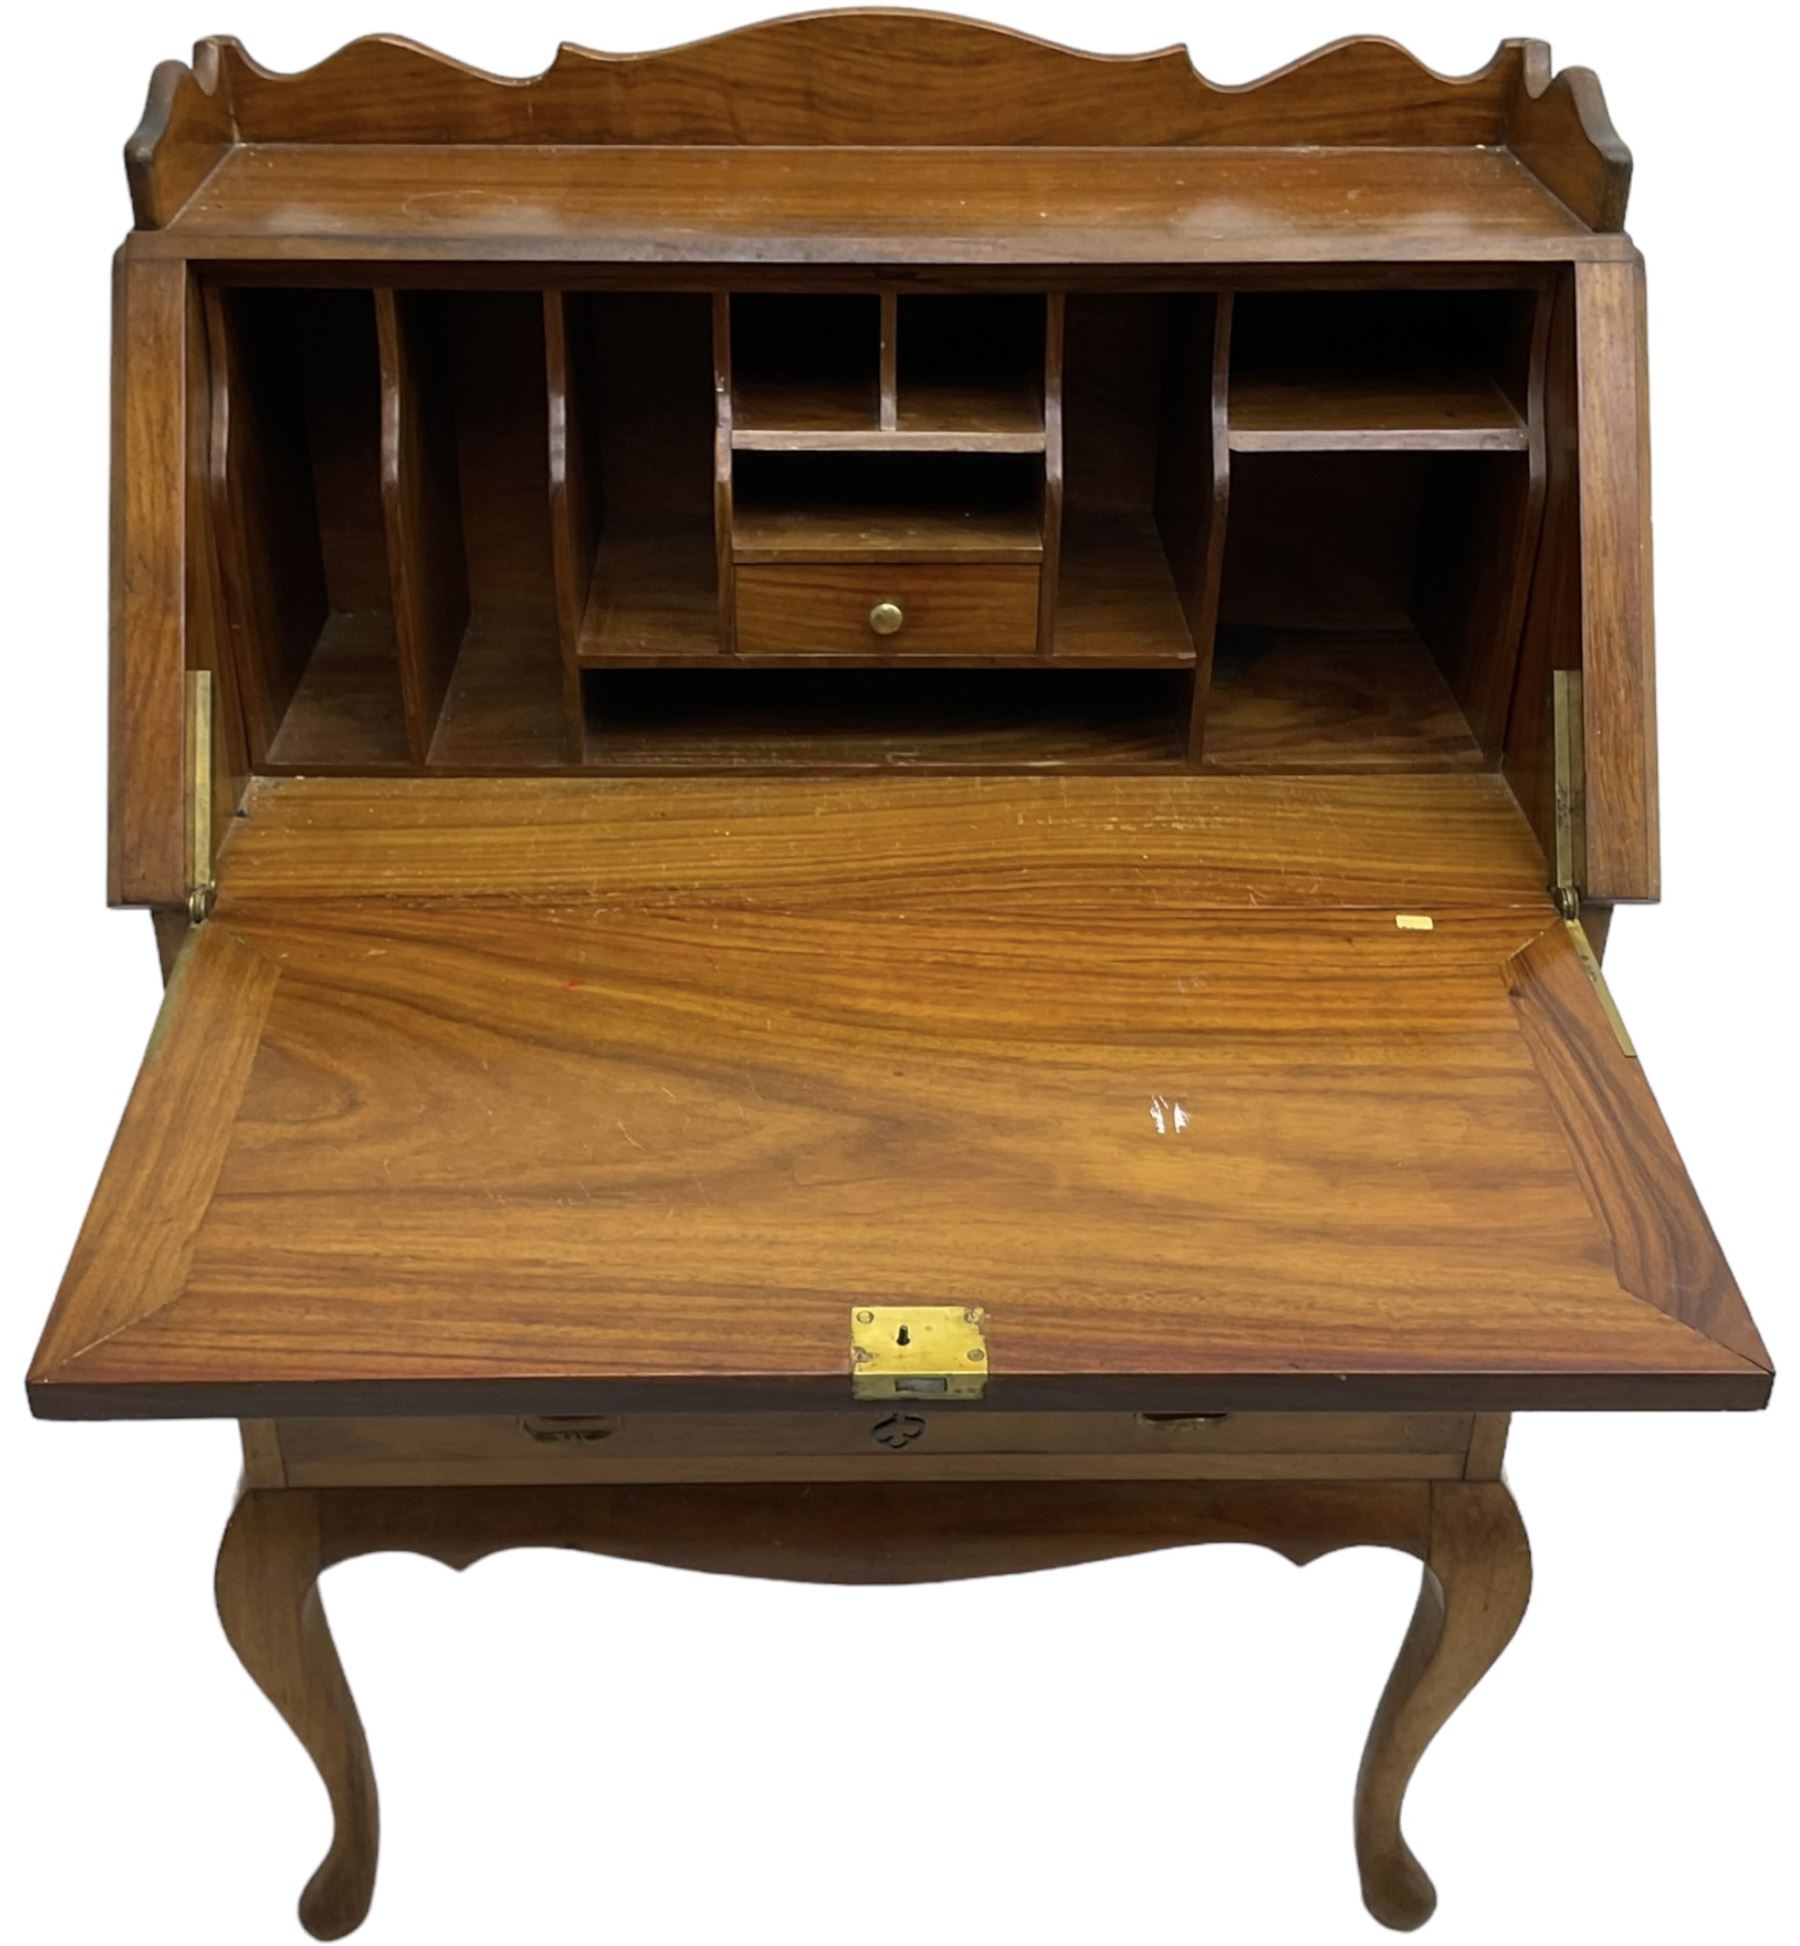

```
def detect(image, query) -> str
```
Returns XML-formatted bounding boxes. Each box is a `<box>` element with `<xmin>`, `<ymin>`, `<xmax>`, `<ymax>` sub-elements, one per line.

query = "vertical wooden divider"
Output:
<box><xmin>712</xmin><ymin>292</ymin><xmax>737</xmax><ymax>653</ymax></box>
<box><xmin>375</xmin><ymin>289</ymin><xmax>469</xmax><ymax>766</ymax></box>
<box><xmin>1411</xmin><ymin>286</ymin><xmax>1553</xmax><ymax>763</ymax></box>
<box><xmin>879</xmin><ymin>290</ymin><xmax>899</xmax><ymax>431</ymax></box>
<box><xmin>545</xmin><ymin>290</ymin><xmax>600</xmax><ymax>762</ymax></box>
<box><xmin>1037</xmin><ymin>292</ymin><xmax>1066</xmax><ymax>656</ymax></box>
<box><xmin>1483</xmin><ymin>287</ymin><xmax>1554</xmax><ymax>758</ymax></box>
<box><xmin>1182</xmin><ymin>292</ymin><xmax>1233</xmax><ymax>762</ymax></box>
<box><xmin>204</xmin><ymin>287</ymin><xmax>296</xmax><ymax>766</ymax></box>
<box><xmin>1503</xmin><ymin>275</ymin><xmax>1579</xmax><ymax>861</ymax></box>
<box><xmin>185</xmin><ymin>281</ymin><xmax>248</xmax><ymax>858</ymax></box>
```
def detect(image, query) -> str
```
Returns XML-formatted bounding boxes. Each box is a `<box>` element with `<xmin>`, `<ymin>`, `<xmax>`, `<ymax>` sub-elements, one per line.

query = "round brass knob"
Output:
<box><xmin>869</xmin><ymin>600</ymin><xmax>904</xmax><ymax>637</ymax></box>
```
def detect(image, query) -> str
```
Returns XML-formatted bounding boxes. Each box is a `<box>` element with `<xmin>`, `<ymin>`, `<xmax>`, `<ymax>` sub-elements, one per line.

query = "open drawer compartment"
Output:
<box><xmin>206</xmin><ymin>285</ymin><xmax>571</xmax><ymax>770</ymax></box>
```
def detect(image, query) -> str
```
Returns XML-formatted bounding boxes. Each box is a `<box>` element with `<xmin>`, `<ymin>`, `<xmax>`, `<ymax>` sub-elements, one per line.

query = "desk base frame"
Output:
<box><xmin>215</xmin><ymin>1473</ymin><xmax>1530</xmax><ymax>1938</ymax></box>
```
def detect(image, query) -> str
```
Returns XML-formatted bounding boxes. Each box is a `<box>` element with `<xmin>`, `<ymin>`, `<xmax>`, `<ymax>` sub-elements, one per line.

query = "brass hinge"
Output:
<box><xmin>1552</xmin><ymin>671</ymin><xmax>1634</xmax><ymax>1057</ymax></box>
<box><xmin>186</xmin><ymin>669</ymin><xmax>216</xmax><ymax>924</ymax></box>
<box><xmin>851</xmin><ymin>1306</ymin><xmax>989</xmax><ymax>1400</ymax></box>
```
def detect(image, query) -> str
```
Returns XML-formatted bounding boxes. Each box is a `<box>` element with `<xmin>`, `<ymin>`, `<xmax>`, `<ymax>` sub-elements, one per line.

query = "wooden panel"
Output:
<box><xmin>261</xmin><ymin>613</ymin><xmax>409</xmax><ymax>773</ymax></box>
<box><xmin>1202</xmin><ymin>630</ymin><xmax>1484</xmax><ymax>772</ymax></box>
<box><xmin>1053</xmin><ymin>515</ymin><xmax>1194</xmax><ymax>664</ymax></box>
<box><xmin>1412</xmin><ymin>291</ymin><xmax>1549</xmax><ymax>762</ymax></box>
<box><xmin>28</xmin><ymin>927</ymin><xmax>279</xmax><ymax>1381</ymax></box>
<box><xmin>183</xmin><ymin>280</ymin><xmax>248</xmax><ymax>859</ymax></box>
<box><xmin>1505</xmin><ymin>277</ymin><xmax>1579</xmax><ymax>862</ymax></box>
<box><xmin>213</xmin><ymin>774</ymin><xmax>1553</xmax><ymax>911</ymax></box>
<box><xmin>732</xmin><ymin>479</ymin><xmax>1042</xmax><ymax>564</ymax></box>
<box><xmin>563</xmin><ymin>293</ymin><xmax>720</xmax><ymax>668</ymax></box>
<box><xmin>544</xmin><ymin>291</ymin><xmax>598</xmax><ymax>757</ymax></box>
<box><xmin>28</xmin><ymin>901</ymin><xmax>1767</xmax><ymax>1418</ymax></box>
<box><xmin>301</xmin><ymin>1479</ymin><xmax>1435</xmax><ymax>1587</ymax></box>
<box><xmin>125</xmin><ymin>47</ymin><xmax>231</xmax><ymax>226</ymax></box>
<box><xmin>109</xmin><ymin>252</ymin><xmax>192</xmax><ymax>905</ymax></box>
<box><xmin>276</xmin><ymin>1410</ymin><xmax>1476</xmax><ymax>1487</ymax></box>
<box><xmin>1228</xmin><ymin>370</ymin><xmax>1527</xmax><ymax>450</ymax></box>
<box><xmin>1218</xmin><ymin>451</ymin><xmax>1426</xmax><ymax>633</ymax></box>
<box><xmin>149</xmin><ymin>145</ymin><xmax>1611</xmax><ymax>265</ymax></box>
<box><xmin>579</xmin><ymin>529</ymin><xmax>720</xmax><ymax>661</ymax></box>
<box><xmin>426</xmin><ymin>618</ymin><xmax>570</xmax><ymax>771</ymax></box>
<box><xmin>1158</xmin><ymin>292</ymin><xmax>1230</xmax><ymax>753</ymax></box>
<box><xmin>1506</xmin><ymin>926</ymin><xmax>1766</xmax><ymax>1370</ymax></box>
<box><xmin>204</xmin><ymin>286</ymin><xmax>328</xmax><ymax>762</ymax></box>
<box><xmin>299</xmin><ymin>293</ymin><xmax>389</xmax><ymax>613</ymax></box>
<box><xmin>1573</xmin><ymin>258</ymin><xmax>1659</xmax><ymax>899</ymax></box>
<box><xmin>206</xmin><ymin>27</ymin><xmax>1532</xmax><ymax>149</ymax></box>
<box><xmin>439</xmin><ymin>293</ymin><xmax>554</xmax><ymax>620</ymax></box>
<box><xmin>375</xmin><ymin>291</ymin><xmax>468</xmax><ymax>763</ymax></box>
<box><xmin>1036</xmin><ymin>293</ymin><xmax>1066</xmax><ymax>653</ymax></box>
<box><xmin>735</xmin><ymin>565</ymin><xmax>1040</xmax><ymax>658</ymax></box>
<box><xmin>1507</xmin><ymin>45</ymin><xmax>1633</xmax><ymax>231</ymax></box>
<box><xmin>583</xmin><ymin>669</ymin><xmax>1185</xmax><ymax>773</ymax></box>
<box><xmin>879</xmin><ymin>290</ymin><xmax>899</xmax><ymax>429</ymax></box>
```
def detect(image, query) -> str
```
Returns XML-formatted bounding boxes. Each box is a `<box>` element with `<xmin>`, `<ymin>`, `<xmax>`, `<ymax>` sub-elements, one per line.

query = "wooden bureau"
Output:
<box><xmin>27</xmin><ymin>14</ymin><xmax>1773</xmax><ymax>1939</ymax></box>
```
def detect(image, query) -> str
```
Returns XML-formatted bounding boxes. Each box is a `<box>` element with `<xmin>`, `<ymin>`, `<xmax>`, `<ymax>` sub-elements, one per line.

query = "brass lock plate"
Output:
<box><xmin>851</xmin><ymin>1306</ymin><xmax>989</xmax><ymax>1400</ymax></box>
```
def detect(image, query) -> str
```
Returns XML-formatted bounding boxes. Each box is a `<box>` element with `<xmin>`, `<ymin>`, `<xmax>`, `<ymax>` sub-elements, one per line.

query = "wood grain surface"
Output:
<box><xmin>28</xmin><ymin>777</ymin><xmax>1766</xmax><ymax>1417</ymax></box>
<box><xmin>208</xmin><ymin>773</ymin><xmax>1551</xmax><ymax>910</ymax></box>
<box><xmin>109</xmin><ymin>254</ymin><xmax>193</xmax><ymax>905</ymax></box>
<box><xmin>1573</xmin><ymin>258</ymin><xmax>1659</xmax><ymax>899</ymax></box>
<box><xmin>126</xmin><ymin>24</ymin><xmax>1632</xmax><ymax>247</ymax></box>
<box><xmin>207</xmin><ymin>26</ymin><xmax>1529</xmax><ymax>150</ymax></box>
<box><xmin>734</xmin><ymin>565</ymin><xmax>1040</xmax><ymax>656</ymax></box>
<box><xmin>272</xmin><ymin>1410</ymin><xmax>1479</xmax><ymax>1488</ymax></box>
<box><xmin>139</xmin><ymin>145</ymin><xmax>1617</xmax><ymax>265</ymax></box>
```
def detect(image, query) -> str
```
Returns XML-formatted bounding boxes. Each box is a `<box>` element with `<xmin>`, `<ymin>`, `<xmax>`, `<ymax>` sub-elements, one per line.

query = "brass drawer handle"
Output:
<box><xmin>1135</xmin><ymin>1412</ymin><xmax>1231</xmax><ymax>1433</ymax></box>
<box><xmin>519</xmin><ymin>1415</ymin><xmax>619</xmax><ymax>1444</ymax></box>
<box><xmin>869</xmin><ymin>599</ymin><xmax>904</xmax><ymax>637</ymax></box>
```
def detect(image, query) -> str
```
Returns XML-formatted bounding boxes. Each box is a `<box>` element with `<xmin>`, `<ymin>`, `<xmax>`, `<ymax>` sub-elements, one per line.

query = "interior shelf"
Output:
<box><xmin>563</xmin><ymin>291</ymin><xmax>722</xmax><ymax>672</ymax></box>
<box><xmin>264</xmin><ymin>612</ymin><xmax>411</xmax><ymax>770</ymax></box>
<box><xmin>894</xmin><ymin>374</ymin><xmax>1045</xmax><ymax>447</ymax></box>
<box><xmin>730</xmin><ymin>292</ymin><xmax>880</xmax><ymax>444</ymax></box>
<box><xmin>733</xmin><ymin>381</ymin><xmax>1045</xmax><ymax>451</ymax></box>
<box><xmin>731</xmin><ymin>454</ymin><xmax>1043</xmax><ymax>563</ymax></box>
<box><xmin>585</xmin><ymin>667</ymin><xmax>1185</xmax><ymax>770</ymax></box>
<box><xmin>1053</xmin><ymin>513</ymin><xmax>1195</xmax><ymax>664</ymax></box>
<box><xmin>1227</xmin><ymin>289</ymin><xmax>1534</xmax><ymax>455</ymax></box>
<box><xmin>1227</xmin><ymin>370</ymin><xmax>1527</xmax><ymax>451</ymax></box>
<box><xmin>730</xmin><ymin>290</ymin><xmax>1047</xmax><ymax>452</ymax></box>
<box><xmin>578</xmin><ymin>527</ymin><xmax>720</xmax><ymax>661</ymax></box>
<box><xmin>732</xmin><ymin>372</ymin><xmax>882</xmax><ymax>442</ymax></box>
<box><xmin>1201</xmin><ymin>628</ymin><xmax>1486</xmax><ymax>771</ymax></box>
<box><xmin>428</xmin><ymin>618</ymin><xmax>570</xmax><ymax>768</ymax></box>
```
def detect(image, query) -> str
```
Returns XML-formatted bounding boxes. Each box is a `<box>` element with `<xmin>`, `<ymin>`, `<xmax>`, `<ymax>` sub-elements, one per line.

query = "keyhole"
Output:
<box><xmin>896</xmin><ymin>1325</ymin><xmax>912</xmax><ymax>1347</ymax></box>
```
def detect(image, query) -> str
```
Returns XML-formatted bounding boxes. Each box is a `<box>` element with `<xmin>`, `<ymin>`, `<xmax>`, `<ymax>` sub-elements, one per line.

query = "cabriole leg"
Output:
<box><xmin>215</xmin><ymin>1488</ymin><xmax>379</xmax><ymax>1940</ymax></box>
<box><xmin>1354</xmin><ymin>1481</ymin><xmax>1532</xmax><ymax>1930</ymax></box>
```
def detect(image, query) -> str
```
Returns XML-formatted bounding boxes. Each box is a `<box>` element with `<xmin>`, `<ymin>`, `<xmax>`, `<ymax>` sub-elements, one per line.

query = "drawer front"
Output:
<box><xmin>273</xmin><ymin>1411</ymin><xmax>1475</xmax><ymax>1487</ymax></box>
<box><xmin>734</xmin><ymin>564</ymin><xmax>1040</xmax><ymax>656</ymax></box>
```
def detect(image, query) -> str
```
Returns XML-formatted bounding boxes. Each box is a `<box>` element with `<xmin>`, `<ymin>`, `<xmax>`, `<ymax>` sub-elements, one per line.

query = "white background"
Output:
<box><xmin>3</xmin><ymin>4</ymin><xmax>1795</xmax><ymax>1942</ymax></box>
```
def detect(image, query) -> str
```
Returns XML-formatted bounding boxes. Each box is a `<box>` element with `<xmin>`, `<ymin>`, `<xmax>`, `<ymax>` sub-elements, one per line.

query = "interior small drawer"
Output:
<box><xmin>734</xmin><ymin>564</ymin><xmax>1040</xmax><ymax>656</ymax></box>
